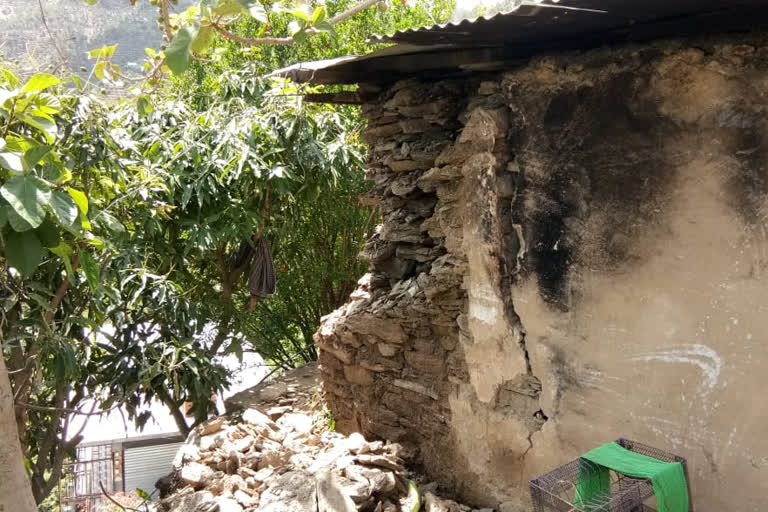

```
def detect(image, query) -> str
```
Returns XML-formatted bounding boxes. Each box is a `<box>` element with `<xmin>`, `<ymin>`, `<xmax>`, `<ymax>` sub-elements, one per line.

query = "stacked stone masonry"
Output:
<box><xmin>316</xmin><ymin>33</ymin><xmax>768</xmax><ymax>511</ymax></box>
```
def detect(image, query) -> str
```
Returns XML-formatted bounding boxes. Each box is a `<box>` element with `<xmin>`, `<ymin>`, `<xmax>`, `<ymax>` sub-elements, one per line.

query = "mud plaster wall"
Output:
<box><xmin>315</xmin><ymin>33</ymin><xmax>768</xmax><ymax>511</ymax></box>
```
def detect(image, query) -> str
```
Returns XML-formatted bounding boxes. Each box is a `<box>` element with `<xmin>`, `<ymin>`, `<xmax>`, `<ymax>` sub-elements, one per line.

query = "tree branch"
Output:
<box><xmin>327</xmin><ymin>0</ymin><xmax>384</xmax><ymax>25</ymax></box>
<box><xmin>211</xmin><ymin>23</ymin><xmax>293</xmax><ymax>46</ymax></box>
<box><xmin>156</xmin><ymin>388</ymin><xmax>190</xmax><ymax>437</ymax></box>
<box><xmin>14</xmin><ymin>401</ymin><xmax>119</xmax><ymax>416</ymax></box>
<box><xmin>210</xmin><ymin>0</ymin><xmax>385</xmax><ymax>47</ymax></box>
<box><xmin>159</xmin><ymin>0</ymin><xmax>173</xmax><ymax>41</ymax></box>
<box><xmin>44</xmin><ymin>254</ymin><xmax>79</xmax><ymax>326</ymax></box>
<box><xmin>38</xmin><ymin>0</ymin><xmax>69</xmax><ymax>71</ymax></box>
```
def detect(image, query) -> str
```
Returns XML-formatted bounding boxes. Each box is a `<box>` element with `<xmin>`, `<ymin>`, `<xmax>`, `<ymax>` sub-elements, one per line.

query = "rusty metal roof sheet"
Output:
<box><xmin>272</xmin><ymin>0</ymin><xmax>768</xmax><ymax>86</ymax></box>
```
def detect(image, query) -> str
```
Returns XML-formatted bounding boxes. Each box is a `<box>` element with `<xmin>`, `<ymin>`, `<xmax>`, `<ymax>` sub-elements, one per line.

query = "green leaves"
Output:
<box><xmin>5</xmin><ymin>230</ymin><xmax>43</xmax><ymax>275</ymax></box>
<box><xmin>22</xmin><ymin>73</ymin><xmax>61</xmax><ymax>94</ymax></box>
<box><xmin>86</xmin><ymin>45</ymin><xmax>118</xmax><ymax>60</ymax></box>
<box><xmin>67</xmin><ymin>187</ymin><xmax>88</xmax><ymax>215</ymax></box>
<box><xmin>79</xmin><ymin>249</ymin><xmax>100</xmax><ymax>291</ymax></box>
<box><xmin>22</xmin><ymin>145</ymin><xmax>52</xmax><ymax>170</ymax></box>
<box><xmin>1</xmin><ymin>175</ymin><xmax>52</xmax><ymax>230</ymax></box>
<box><xmin>165</xmin><ymin>23</ymin><xmax>200</xmax><ymax>75</ymax></box>
<box><xmin>18</xmin><ymin>114</ymin><xmax>58</xmax><ymax>143</ymax></box>
<box><xmin>0</xmin><ymin>151</ymin><xmax>23</xmax><ymax>172</ymax></box>
<box><xmin>137</xmin><ymin>95</ymin><xmax>153</xmax><ymax>117</ymax></box>
<box><xmin>235</xmin><ymin>0</ymin><xmax>269</xmax><ymax>22</ymax></box>
<box><xmin>50</xmin><ymin>190</ymin><xmax>79</xmax><ymax>227</ymax></box>
<box><xmin>36</xmin><ymin>219</ymin><xmax>61</xmax><ymax>248</ymax></box>
<box><xmin>190</xmin><ymin>26</ymin><xmax>215</xmax><ymax>55</ymax></box>
<box><xmin>289</xmin><ymin>5</ymin><xmax>312</xmax><ymax>21</ymax></box>
<box><xmin>49</xmin><ymin>242</ymin><xmax>75</xmax><ymax>279</ymax></box>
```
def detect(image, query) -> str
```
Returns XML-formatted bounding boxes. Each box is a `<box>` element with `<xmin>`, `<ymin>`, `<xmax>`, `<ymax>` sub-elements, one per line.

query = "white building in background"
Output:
<box><xmin>62</xmin><ymin>352</ymin><xmax>269</xmax><ymax>511</ymax></box>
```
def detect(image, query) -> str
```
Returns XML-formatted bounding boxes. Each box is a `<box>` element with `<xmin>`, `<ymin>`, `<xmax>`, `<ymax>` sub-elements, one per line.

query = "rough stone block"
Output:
<box><xmin>343</xmin><ymin>314</ymin><xmax>407</xmax><ymax>344</ymax></box>
<box><xmin>344</xmin><ymin>365</ymin><xmax>375</xmax><ymax>386</ymax></box>
<box><xmin>388</xmin><ymin>159</ymin><xmax>434</xmax><ymax>172</ymax></box>
<box><xmin>180</xmin><ymin>462</ymin><xmax>214</xmax><ymax>487</ymax></box>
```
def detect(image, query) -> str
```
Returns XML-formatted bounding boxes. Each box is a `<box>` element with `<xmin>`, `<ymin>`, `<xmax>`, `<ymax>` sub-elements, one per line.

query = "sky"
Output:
<box><xmin>70</xmin><ymin>351</ymin><xmax>269</xmax><ymax>443</ymax></box>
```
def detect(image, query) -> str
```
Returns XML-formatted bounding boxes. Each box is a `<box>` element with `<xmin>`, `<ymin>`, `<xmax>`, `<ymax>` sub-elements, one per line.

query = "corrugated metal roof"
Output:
<box><xmin>368</xmin><ymin>2</ymin><xmax>609</xmax><ymax>45</ymax></box>
<box><xmin>272</xmin><ymin>0</ymin><xmax>768</xmax><ymax>86</ymax></box>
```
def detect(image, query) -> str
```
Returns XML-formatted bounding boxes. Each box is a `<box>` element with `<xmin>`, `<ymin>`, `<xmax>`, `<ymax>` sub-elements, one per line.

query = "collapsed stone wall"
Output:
<box><xmin>317</xmin><ymin>33</ymin><xmax>768</xmax><ymax>512</ymax></box>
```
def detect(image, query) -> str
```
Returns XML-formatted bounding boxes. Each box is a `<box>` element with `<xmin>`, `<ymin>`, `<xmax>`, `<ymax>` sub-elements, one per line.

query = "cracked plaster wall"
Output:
<box><xmin>316</xmin><ymin>33</ymin><xmax>768</xmax><ymax>511</ymax></box>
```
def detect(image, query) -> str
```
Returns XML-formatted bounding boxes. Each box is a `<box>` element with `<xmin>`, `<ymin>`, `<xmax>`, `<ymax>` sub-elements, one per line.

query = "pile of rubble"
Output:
<box><xmin>158</xmin><ymin>405</ymin><xmax>488</xmax><ymax>512</ymax></box>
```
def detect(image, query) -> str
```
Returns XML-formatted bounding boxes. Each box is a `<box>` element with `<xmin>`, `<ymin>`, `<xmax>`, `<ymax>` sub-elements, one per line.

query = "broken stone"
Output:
<box><xmin>221</xmin><ymin>474</ymin><xmax>247</xmax><ymax>494</ymax></box>
<box><xmin>316</xmin><ymin>338</ymin><xmax>355</xmax><ymax>364</ymax></box>
<box><xmin>343</xmin><ymin>365</ymin><xmax>375</xmax><ymax>386</ymax></box>
<box><xmin>478</xmin><ymin>81</ymin><xmax>500</xmax><ymax>95</ymax></box>
<box><xmin>198</xmin><ymin>417</ymin><xmax>226</xmax><ymax>436</ymax></box>
<box><xmin>424</xmin><ymin>492</ymin><xmax>470</xmax><ymax>512</ymax></box>
<box><xmin>392</xmin><ymin>379</ymin><xmax>439</xmax><ymax>400</ymax></box>
<box><xmin>342</xmin><ymin>314</ymin><xmax>407</xmax><ymax>344</ymax></box>
<box><xmin>354</xmin><ymin>454</ymin><xmax>406</xmax><ymax>473</ymax></box>
<box><xmin>258</xmin><ymin>448</ymin><xmax>293</xmax><ymax>469</ymax></box>
<box><xmin>404</xmin><ymin>351</ymin><xmax>446</xmax><ymax>375</ymax></box>
<box><xmin>233</xmin><ymin>489</ymin><xmax>255</xmax><ymax>507</ymax></box>
<box><xmin>161</xmin><ymin>490</ymin><xmax>214</xmax><ymax>512</ymax></box>
<box><xmin>342</xmin><ymin>432</ymin><xmax>367</xmax><ymax>454</ymax></box>
<box><xmin>162</xmin><ymin>363</ymin><xmax>478</xmax><ymax>512</ymax></box>
<box><xmin>199</xmin><ymin>432</ymin><xmax>225</xmax><ymax>452</ymax></box>
<box><xmin>173</xmin><ymin>444</ymin><xmax>201</xmax><ymax>468</ymax></box>
<box><xmin>237</xmin><ymin>466</ymin><xmax>256</xmax><ymax>479</ymax></box>
<box><xmin>215</xmin><ymin>497</ymin><xmax>244</xmax><ymax>512</ymax></box>
<box><xmin>388</xmin><ymin>159</ymin><xmax>434</xmax><ymax>172</ymax></box>
<box><xmin>259</xmin><ymin>470</ymin><xmax>317</xmax><ymax>512</ymax></box>
<box><xmin>278</xmin><ymin>412</ymin><xmax>314</xmax><ymax>434</ymax></box>
<box><xmin>180</xmin><ymin>462</ymin><xmax>214</xmax><ymax>487</ymax></box>
<box><xmin>226</xmin><ymin>450</ymin><xmax>241</xmax><ymax>474</ymax></box>
<box><xmin>252</xmin><ymin>467</ymin><xmax>274</xmax><ymax>483</ymax></box>
<box><xmin>373</xmin><ymin>256</ymin><xmax>416</xmax><ymax>281</ymax></box>
<box><xmin>390</xmin><ymin>174</ymin><xmax>419</xmax><ymax>197</ymax></box>
<box><xmin>266</xmin><ymin>405</ymin><xmax>291</xmax><ymax>420</ymax></box>
<box><xmin>398</xmin><ymin>100</ymin><xmax>452</xmax><ymax>117</ymax></box>
<box><xmin>399</xmin><ymin>119</ymin><xmax>440</xmax><ymax>133</ymax></box>
<box><xmin>232</xmin><ymin>437</ymin><xmax>253</xmax><ymax>453</ymax></box>
<box><xmin>362</xmin><ymin>122</ymin><xmax>403</xmax><ymax>142</ymax></box>
<box><xmin>241</xmin><ymin>408</ymin><xmax>279</xmax><ymax>431</ymax></box>
<box><xmin>360</xmin><ymin>236</ymin><xmax>397</xmax><ymax>264</ymax></box>
<box><xmin>316</xmin><ymin>471</ymin><xmax>358</xmax><ymax>512</ymax></box>
<box><xmin>362</xmin><ymin>468</ymin><xmax>397</xmax><ymax>496</ymax></box>
<box><xmin>378</xmin><ymin>343</ymin><xmax>399</xmax><ymax>357</ymax></box>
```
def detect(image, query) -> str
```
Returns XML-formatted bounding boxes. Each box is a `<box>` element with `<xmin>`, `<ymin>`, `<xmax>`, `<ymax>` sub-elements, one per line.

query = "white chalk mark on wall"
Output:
<box><xmin>631</xmin><ymin>344</ymin><xmax>723</xmax><ymax>390</ymax></box>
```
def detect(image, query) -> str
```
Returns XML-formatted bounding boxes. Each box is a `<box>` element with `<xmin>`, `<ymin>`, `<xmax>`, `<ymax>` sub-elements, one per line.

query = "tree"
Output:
<box><xmin>0</xmin><ymin>64</ymin><xmax>367</xmax><ymax>507</ymax></box>
<box><xmin>0</xmin><ymin>351</ymin><xmax>38</xmax><ymax>512</ymax></box>
<box><xmin>78</xmin><ymin>0</ymin><xmax>453</xmax><ymax>79</ymax></box>
<box><xmin>0</xmin><ymin>69</ymin><xmax>106</xmax><ymax>508</ymax></box>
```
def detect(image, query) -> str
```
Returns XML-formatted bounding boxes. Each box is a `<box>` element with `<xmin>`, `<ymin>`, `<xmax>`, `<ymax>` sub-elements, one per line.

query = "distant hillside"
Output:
<box><xmin>0</xmin><ymin>0</ymin><xmax>192</xmax><ymax>79</ymax></box>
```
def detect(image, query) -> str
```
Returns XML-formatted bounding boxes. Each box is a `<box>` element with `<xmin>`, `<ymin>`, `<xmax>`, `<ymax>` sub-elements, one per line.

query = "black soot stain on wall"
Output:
<box><xmin>513</xmin><ymin>71</ymin><xmax>680</xmax><ymax>310</ymax></box>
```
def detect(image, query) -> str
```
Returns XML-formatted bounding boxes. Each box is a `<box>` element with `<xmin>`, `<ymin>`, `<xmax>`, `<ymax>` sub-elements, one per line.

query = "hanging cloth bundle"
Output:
<box><xmin>247</xmin><ymin>237</ymin><xmax>276</xmax><ymax>310</ymax></box>
<box><xmin>229</xmin><ymin>235</ymin><xmax>277</xmax><ymax>311</ymax></box>
<box><xmin>249</xmin><ymin>237</ymin><xmax>276</xmax><ymax>299</ymax></box>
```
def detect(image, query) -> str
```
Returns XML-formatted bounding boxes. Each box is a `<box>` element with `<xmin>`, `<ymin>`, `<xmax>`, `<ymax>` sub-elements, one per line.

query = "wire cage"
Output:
<box><xmin>530</xmin><ymin>438</ymin><xmax>692</xmax><ymax>512</ymax></box>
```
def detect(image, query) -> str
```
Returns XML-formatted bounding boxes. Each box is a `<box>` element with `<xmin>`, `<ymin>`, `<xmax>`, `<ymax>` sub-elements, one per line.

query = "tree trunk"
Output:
<box><xmin>157</xmin><ymin>388</ymin><xmax>191</xmax><ymax>438</ymax></box>
<box><xmin>0</xmin><ymin>352</ymin><xmax>37</xmax><ymax>512</ymax></box>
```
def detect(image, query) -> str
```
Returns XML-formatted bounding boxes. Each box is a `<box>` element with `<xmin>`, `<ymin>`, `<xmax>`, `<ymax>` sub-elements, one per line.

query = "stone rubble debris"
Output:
<box><xmin>158</xmin><ymin>407</ymin><xmax>488</xmax><ymax>512</ymax></box>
